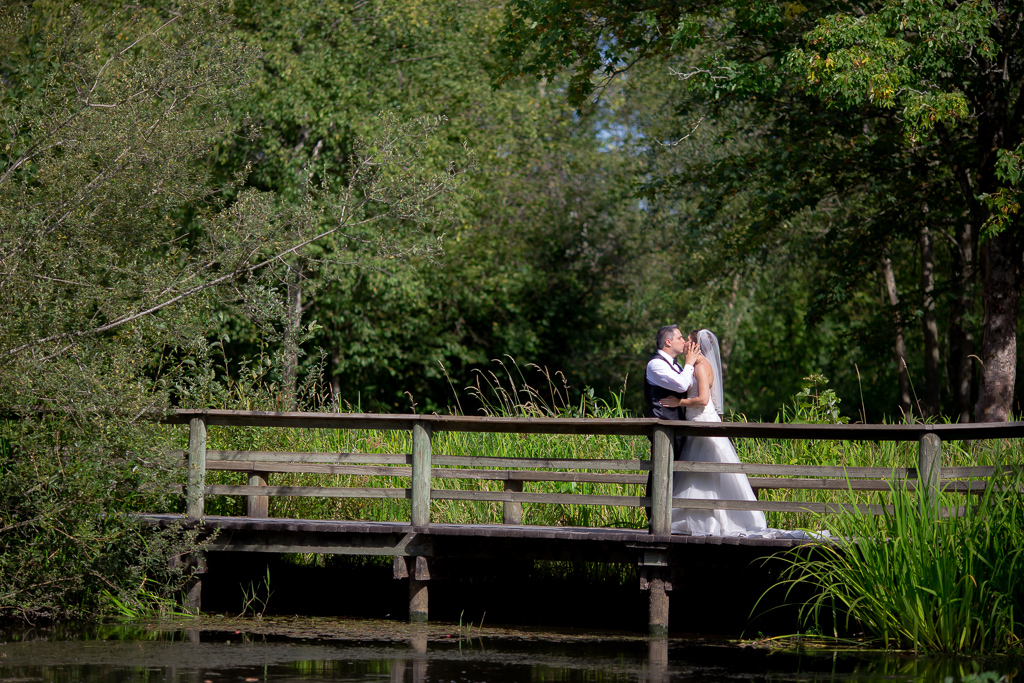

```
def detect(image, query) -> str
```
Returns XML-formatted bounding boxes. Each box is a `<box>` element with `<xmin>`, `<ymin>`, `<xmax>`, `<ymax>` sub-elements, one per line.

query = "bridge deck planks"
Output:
<box><xmin>138</xmin><ymin>513</ymin><xmax>814</xmax><ymax>550</ymax></box>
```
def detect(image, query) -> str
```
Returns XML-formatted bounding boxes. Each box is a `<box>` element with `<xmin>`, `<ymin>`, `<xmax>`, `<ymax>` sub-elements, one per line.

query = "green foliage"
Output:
<box><xmin>794</xmin><ymin>0</ymin><xmax>992</xmax><ymax>137</ymax></box>
<box><xmin>239</xmin><ymin>567</ymin><xmax>273</xmax><ymax>620</ymax></box>
<box><xmin>770</xmin><ymin>467</ymin><xmax>1024</xmax><ymax>653</ymax></box>
<box><xmin>788</xmin><ymin>375</ymin><xmax>849</xmax><ymax>425</ymax></box>
<box><xmin>493</xmin><ymin>0</ymin><xmax>1024</xmax><ymax>422</ymax></box>
<box><xmin>0</xmin><ymin>0</ymin><xmax>466</xmax><ymax>622</ymax></box>
<box><xmin>207</xmin><ymin>0</ymin><xmax>671</xmax><ymax>415</ymax></box>
<box><xmin>980</xmin><ymin>142</ymin><xmax>1024</xmax><ymax>241</ymax></box>
<box><xmin>0</xmin><ymin>416</ymin><xmax>207</xmax><ymax>622</ymax></box>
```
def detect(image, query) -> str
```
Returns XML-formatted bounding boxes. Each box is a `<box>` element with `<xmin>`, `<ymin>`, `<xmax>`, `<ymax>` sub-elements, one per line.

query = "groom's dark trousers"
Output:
<box><xmin>642</xmin><ymin>355</ymin><xmax>688</xmax><ymax>522</ymax></box>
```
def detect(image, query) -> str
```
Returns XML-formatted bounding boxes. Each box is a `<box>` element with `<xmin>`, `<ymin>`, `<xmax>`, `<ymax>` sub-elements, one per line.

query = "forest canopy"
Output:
<box><xmin>2</xmin><ymin>0</ymin><xmax>1021</xmax><ymax>426</ymax></box>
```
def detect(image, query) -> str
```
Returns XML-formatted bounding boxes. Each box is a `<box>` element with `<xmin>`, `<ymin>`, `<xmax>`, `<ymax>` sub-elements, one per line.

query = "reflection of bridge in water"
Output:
<box><xmin>145</xmin><ymin>409</ymin><xmax>1022</xmax><ymax>634</ymax></box>
<box><xmin>389</xmin><ymin>632</ymin><xmax>670</xmax><ymax>683</ymax></box>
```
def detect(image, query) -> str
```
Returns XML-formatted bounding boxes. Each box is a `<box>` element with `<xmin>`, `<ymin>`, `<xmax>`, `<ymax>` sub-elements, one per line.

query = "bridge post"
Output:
<box><xmin>186</xmin><ymin>416</ymin><xmax>207</xmax><ymax>519</ymax></box>
<box><xmin>650</xmin><ymin>425</ymin><xmax>673</xmax><ymax>535</ymax></box>
<box><xmin>247</xmin><ymin>471</ymin><xmax>269</xmax><ymax>518</ymax></box>
<box><xmin>503</xmin><ymin>480</ymin><xmax>524</xmax><ymax>524</ymax></box>
<box><xmin>918</xmin><ymin>433</ymin><xmax>942</xmax><ymax>514</ymax></box>
<box><xmin>184</xmin><ymin>416</ymin><xmax>207</xmax><ymax>611</ymax></box>
<box><xmin>412</xmin><ymin>421</ymin><xmax>432</xmax><ymax>528</ymax></box>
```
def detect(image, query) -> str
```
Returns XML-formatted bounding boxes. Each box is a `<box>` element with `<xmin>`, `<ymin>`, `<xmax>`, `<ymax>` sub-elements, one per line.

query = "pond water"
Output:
<box><xmin>0</xmin><ymin>617</ymin><xmax>1018</xmax><ymax>683</ymax></box>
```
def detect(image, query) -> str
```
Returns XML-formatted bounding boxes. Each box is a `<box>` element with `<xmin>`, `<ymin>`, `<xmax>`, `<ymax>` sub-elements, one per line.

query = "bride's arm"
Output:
<box><xmin>679</xmin><ymin>363</ymin><xmax>712</xmax><ymax>407</ymax></box>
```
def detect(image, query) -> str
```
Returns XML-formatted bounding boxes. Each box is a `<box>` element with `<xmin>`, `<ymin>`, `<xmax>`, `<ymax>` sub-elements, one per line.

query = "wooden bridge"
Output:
<box><xmin>145</xmin><ymin>409</ymin><xmax>1024</xmax><ymax>634</ymax></box>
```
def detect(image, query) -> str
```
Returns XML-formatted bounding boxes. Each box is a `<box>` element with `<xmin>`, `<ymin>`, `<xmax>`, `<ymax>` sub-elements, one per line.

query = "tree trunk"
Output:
<box><xmin>331</xmin><ymin>352</ymin><xmax>342</xmax><ymax>409</ymax></box>
<box><xmin>881</xmin><ymin>253</ymin><xmax>913</xmax><ymax>418</ymax></box>
<box><xmin>721</xmin><ymin>272</ymin><xmax>753</xmax><ymax>376</ymax></box>
<box><xmin>975</xmin><ymin>230</ymin><xmax>1022</xmax><ymax>422</ymax></box>
<box><xmin>282</xmin><ymin>260</ymin><xmax>303</xmax><ymax>411</ymax></box>
<box><xmin>947</xmin><ymin>220</ymin><xmax>976</xmax><ymax>423</ymax></box>
<box><xmin>919</xmin><ymin>225</ymin><xmax>941</xmax><ymax>417</ymax></box>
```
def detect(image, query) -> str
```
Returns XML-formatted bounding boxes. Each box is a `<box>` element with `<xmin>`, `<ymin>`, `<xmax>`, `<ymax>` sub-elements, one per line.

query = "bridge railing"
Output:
<box><xmin>165</xmin><ymin>409</ymin><xmax>1024</xmax><ymax>535</ymax></box>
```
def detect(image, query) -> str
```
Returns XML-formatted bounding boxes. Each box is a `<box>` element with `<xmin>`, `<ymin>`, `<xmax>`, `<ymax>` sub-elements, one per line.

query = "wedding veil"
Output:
<box><xmin>697</xmin><ymin>329</ymin><xmax>725</xmax><ymax>415</ymax></box>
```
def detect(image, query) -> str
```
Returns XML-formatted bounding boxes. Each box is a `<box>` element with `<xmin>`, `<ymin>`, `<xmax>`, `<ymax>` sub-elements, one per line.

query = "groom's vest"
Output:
<box><xmin>643</xmin><ymin>352</ymin><xmax>685</xmax><ymax>421</ymax></box>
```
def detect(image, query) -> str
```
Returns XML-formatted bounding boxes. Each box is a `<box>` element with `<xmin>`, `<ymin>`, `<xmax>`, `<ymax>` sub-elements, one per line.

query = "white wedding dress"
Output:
<box><xmin>670</xmin><ymin>384</ymin><xmax>769</xmax><ymax>537</ymax></box>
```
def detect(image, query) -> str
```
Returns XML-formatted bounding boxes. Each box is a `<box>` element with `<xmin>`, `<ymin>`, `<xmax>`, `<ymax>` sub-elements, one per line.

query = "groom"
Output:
<box><xmin>644</xmin><ymin>324</ymin><xmax>700</xmax><ymax>428</ymax></box>
<box><xmin>642</xmin><ymin>325</ymin><xmax>700</xmax><ymax>518</ymax></box>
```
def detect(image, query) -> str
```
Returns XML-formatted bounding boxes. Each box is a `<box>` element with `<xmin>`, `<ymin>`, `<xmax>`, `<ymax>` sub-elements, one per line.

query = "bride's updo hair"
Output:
<box><xmin>688</xmin><ymin>330</ymin><xmax>700</xmax><ymax>344</ymax></box>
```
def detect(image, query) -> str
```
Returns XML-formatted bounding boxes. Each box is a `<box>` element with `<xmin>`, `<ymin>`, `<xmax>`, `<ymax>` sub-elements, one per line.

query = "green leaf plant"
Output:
<box><xmin>766</xmin><ymin>465</ymin><xmax>1024</xmax><ymax>653</ymax></box>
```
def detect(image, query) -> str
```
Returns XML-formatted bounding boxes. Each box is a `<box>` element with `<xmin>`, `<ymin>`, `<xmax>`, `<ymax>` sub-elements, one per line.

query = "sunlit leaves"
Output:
<box><xmin>980</xmin><ymin>142</ymin><xmax>1024</xmax><ymax>241</ymax></box>
<box><xmin>796</xmin><ymin>0</ymin><xmax>994</xmax><ymax>137</ymax></box>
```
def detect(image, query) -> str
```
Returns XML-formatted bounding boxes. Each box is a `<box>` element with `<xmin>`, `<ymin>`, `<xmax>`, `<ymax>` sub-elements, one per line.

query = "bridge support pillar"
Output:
<box><xmin>395</xmin><ymin>555</ymin><xmax>431</xmax><ymax>622</ymax></box>
<box><xmin>409</xmin><ymin>579</ymin><xmax>429</xmax><ymax>623</ymax></box>
<box><xmin>170</xmin><ymin>549</ymin><xmax>206</xmax><ymax>612</ymax></box>
<box><xmin>638</xmin><ymin>547</ymin><xmax>671</xmax><ymax>636</ymax></box>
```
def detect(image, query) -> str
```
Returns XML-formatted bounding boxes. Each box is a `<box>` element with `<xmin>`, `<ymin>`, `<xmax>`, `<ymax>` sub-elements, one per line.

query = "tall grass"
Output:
<box><xmin>768</xmin><ymin>466</ymin><xmax>1024</xmax><ymax>653</ymax></box>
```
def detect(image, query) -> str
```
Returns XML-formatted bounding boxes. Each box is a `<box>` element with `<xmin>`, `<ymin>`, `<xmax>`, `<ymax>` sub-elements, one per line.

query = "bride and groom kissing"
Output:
<box><xmin>643</xmin><ymin>325</ymin><xmax>769</xmax><ymax>537</ymax></box>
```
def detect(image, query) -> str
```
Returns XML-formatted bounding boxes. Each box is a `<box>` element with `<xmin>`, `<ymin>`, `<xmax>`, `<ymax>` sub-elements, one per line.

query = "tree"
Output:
<box><xmin>0</xmin><ymin>0</ymin><xmax>464</xmax><ymax>618</ymax></box>
<box><xmin>495</xmin><ymin>0</ymin><xmax>1023</xmax><ymax>421</ymax></box>
<box><xmin>211</xmin><ymin>0</ymin><xmax>674</xmax><ymax>413</ymax></box>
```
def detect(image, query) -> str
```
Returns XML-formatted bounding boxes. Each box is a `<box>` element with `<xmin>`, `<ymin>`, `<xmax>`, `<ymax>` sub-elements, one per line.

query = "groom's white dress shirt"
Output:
<box><xmin>645</xmin><ymin>349</ymin><xmax>695</xmax><ymax>394</ymax></box>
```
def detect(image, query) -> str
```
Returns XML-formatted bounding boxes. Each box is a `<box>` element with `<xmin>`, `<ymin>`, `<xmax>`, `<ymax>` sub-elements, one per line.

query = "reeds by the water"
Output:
<box><xmin>769</xmin><ymin>466</ymin><xmax>1024</xmax><ymax>653</ymax></box>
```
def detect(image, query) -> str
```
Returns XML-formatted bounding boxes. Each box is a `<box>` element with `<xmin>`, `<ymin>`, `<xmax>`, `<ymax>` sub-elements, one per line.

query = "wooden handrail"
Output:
<box><xmin>173</xmin><ymin>409</ymin><xmax>1022</xmax><ymax>528</ymax></box>
<box><xmin>163</xmin><ymin>408</ymin><xmax>1024</xmax><ymax>440</ymax></box>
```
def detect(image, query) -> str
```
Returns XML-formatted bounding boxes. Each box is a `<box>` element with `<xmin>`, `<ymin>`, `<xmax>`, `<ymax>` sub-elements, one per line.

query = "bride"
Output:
<box><xmin>660</xmin><ymin>329</ymin><xmax>768</xmax><ymax>537</ymax></box>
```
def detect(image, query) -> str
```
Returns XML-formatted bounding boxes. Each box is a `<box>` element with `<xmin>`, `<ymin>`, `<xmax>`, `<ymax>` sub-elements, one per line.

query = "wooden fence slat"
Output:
<box><xmin>430</xmin><ymin>489</ymin><xmax>647</xmax><ymax>507</ymax></box>
<box><xmin>673</xmin><ymin>462</ymin><xmax>910</xmax><ymax>478</ymax></box>
<box><xmin>208</xmin><ymin>462</ymin><xmax>411</xmax><ymax>476</ymax></box>
<box><xmin>940</xmin><ymin>466</ymin><xmax>1016</xmax><ymax>477</ymax></box>
<box><xmin>672</xmin><ymin>498</ymin><xmax>891</xmax><ymax>514</ymax></box>
<box><xmin>433</xmin><ymin>455</ymin><xmax>648</xmax><ymax>470</ymax></box>
<box><xmin>200</xmin><ymin>484</ymin><xmax>971</xmax><ymax>517</ymax></box>
<box><xmin>505</xmin><ymin>471</ymin><xmax>647</xmax><ymax>484</ymax></box>
<box><xmin>205</xmin><ymin>461</ymin><xmax>647</xmax><ymax>484</ymax></box>
<box><xmin>671</xmin><ymin>499</ymin><xmax>968</xmax><ymax>516</ymax></box>
<box><xmin>202</xmin><ymin>462</ymin><xmax>988</xmax><ymax>492</ymax></box>
<box><xmin>204</xmin><ymin>450</ymin><xmax>649</xmax><ymax>470</ymax></box>
<box><xmin>207</xmin><ymin>450</ymin><xmax>410</xmax><ymax>464</ymax></box>
<box><xmin>204</xmin><ymin>484</ymin><xmax>645</xmax><ymax>507</ymax></box>
<box><xmin>748</xmin><ymin>477</ymin><xmax>990</xmax><ymax>493</ymax></box>
<box><xmin>205</xmin><ymin>485</ymin><xmax>411</xmax><ymax>499</ymax></box>
<box><xmin>182</xmin><ymin>453</ymin><xmax>1023</xmax><ymax>480</ymax></box>
<box><xmin>185</xmin><ymin>453</ymin><xmax>1023</xmax><ymax>481</ymax></box>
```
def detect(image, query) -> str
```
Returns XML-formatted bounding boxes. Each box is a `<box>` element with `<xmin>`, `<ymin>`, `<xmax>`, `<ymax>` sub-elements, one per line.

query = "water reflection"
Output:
<box><xmin>0</xmin><ymin>621</ymin><xmax>1019</xmax><ymax>683</ymax></box>
<box><xmin>390</xmin><ymin>627</ymin><xmax>428</xmax><ymax>683</ymax></box>
<box><xmin>644</xmin><ymin>637</ymin><xmax>668</xmax><ymax>683</ymax></box>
